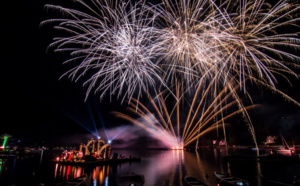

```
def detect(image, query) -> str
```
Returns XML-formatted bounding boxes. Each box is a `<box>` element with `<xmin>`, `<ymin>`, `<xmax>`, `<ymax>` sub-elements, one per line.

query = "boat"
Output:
<box><xmin>184</xmin><ymin>175</ymin><xmax>208</xmax><ymax>186</ymax></box>
<box><xmin>117</xmin><ymin>172</ymin><xmax>145</xmax><ymax>186</ymax></box>
<box><xmin>276</xmin><ymin>134</ymin><xmax>295</xmax><ymax>156</ymax></box>
<box><xmin>57</xmin><ymin>174</ymin><xmax>87</xmax><ymax>186</ymax></box>
<box><xmin>214</xmin><ymin>172</ymin><xmax>250</xmax><ymax>186</ymax></box>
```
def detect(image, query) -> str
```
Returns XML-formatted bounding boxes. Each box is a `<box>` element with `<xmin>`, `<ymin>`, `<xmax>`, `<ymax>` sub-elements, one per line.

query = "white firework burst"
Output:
<box><xmin>42</xmin><ymin>0</ymin><xmax>166</xmax><ymax>103</ymax></box>
<box><xmin>211</xmin><ymin>0</ymin><xmax>300</xmax><ymax>92</ymax></box>
<box><xmin>151</xmin><ymin>0</ymin><xmax>222</xmax><ymax>89</ymax></box>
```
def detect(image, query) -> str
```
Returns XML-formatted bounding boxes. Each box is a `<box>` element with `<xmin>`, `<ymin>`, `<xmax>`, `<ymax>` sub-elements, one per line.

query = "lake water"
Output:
<box><xmin>0</xmin><ymin>148</ymin><xmax>299</xmax><ymax>186</ymax></box>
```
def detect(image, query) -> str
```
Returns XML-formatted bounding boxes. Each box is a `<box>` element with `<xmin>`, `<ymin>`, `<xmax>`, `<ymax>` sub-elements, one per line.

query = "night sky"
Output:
<box><xmin>2</xmin><ymin>0</ymin><xmax>300</xmax><ymax>147</ymax></box>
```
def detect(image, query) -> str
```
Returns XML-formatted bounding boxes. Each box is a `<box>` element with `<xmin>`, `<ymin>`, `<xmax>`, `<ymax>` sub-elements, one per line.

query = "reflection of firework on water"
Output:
<box><xmin>42</xmin><ymin>0</ymin><xmax>165</xmax><ymax>103</ymax></box>
<box><xmin>112</xmin><ymin>77</ymin><xmax>259</xmax><ymax>149</ymax></box>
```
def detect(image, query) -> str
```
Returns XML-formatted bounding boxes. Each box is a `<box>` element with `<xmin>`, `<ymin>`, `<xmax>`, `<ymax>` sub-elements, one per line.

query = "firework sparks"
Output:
<box><xmin>151</xmin><ymin>0</ymin><xmax>300</xmax><ymax>95</ymax></box>
<box><xmin>42</xmin><ymin>0</ymin><xmax>166</xmax><ymax>103</ymax></box>
<box><xmin>210</xmin><ymin>0</ymin><xmax>300</xmax><ymax>90</ymax></box>
<box><xmin>151</xmin><ymin>0</ymin><xmax>223</xmax><ymax>89</ymax></box>
<box><xmin>42</xmin><ymin>0</ymin><xmax>300</xmax><ymax>148</ymax></box>
<box><xmin>112</xmin><ymin>76</ymin><xmax>259</xmax><ymax>149</ymax></box>
<box><xmin>43</xmin><ymin>0</ymin><xmax>300</xmax><ymax>102</ymax></box>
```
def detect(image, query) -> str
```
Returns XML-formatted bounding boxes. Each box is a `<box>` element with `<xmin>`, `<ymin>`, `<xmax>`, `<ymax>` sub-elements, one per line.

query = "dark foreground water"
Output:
<box><xmin>0</xmin><ymin>148</ymin><xmax>299</xmax><ymax>186</ymax></box>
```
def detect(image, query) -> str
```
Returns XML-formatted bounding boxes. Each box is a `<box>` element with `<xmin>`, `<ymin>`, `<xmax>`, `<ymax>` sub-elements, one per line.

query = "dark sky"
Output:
<box><xmin>2</xmin><ymin>0</ymin><xmax>300</xmax><ymax>146</ymax></box>
<box><xmin>2</xmin><ymin>0</ymin><xmax>122</xmax><ymax>144</ymax></box>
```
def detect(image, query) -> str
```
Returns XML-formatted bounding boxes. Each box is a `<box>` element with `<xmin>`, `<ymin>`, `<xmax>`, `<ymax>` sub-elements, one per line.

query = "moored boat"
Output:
<box><xmin>214</xmin><ymin>171</ymin><xmax>249</xmax><ymax>186</ymax></box>
<box><xmin>184</xmin><ymin>175</ymin><xmax>208</xmax><ymax>186</ymax></box>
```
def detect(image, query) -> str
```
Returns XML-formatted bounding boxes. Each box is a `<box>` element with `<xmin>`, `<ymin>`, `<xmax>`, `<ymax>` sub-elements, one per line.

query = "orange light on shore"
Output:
<box><xmin>171</xmin><ymin>146</ymin><xmax>184</xmax><ymax>150</ymax></box>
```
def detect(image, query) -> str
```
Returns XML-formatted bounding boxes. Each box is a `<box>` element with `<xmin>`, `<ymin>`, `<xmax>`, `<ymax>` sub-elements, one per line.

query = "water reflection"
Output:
<box><xmin>1</xmin><ymin>148</ymin><xmax>298</xmax><ymax>186</ymax></box>
<box><xmin>54</xmin><ymin>164</ymin><xmax>84</xmax><ymax>180</ymax></box>
<box><xmin>54</xmin><ymin>163</ymin><xmax>111</xmax><ymax>185</ymax></box>
<box><xmin>256</xmin><ymin>161</ymin><xmax>262</xmax><ymax>186</ymax></box>
<box><xmin>53</xmin><ymin>149</ymin><xmax>219</xmax><ymax>186</ymax></box>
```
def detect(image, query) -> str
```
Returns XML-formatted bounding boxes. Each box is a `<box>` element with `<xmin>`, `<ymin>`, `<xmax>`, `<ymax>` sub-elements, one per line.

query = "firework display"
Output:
<box><xmin>113</xmin><ymin>77</ymin><xmax>259</xmax><ymax>148</ymax></box>
<box><xmin>43</xmin><ymin>0</ymin><xmax>300</xmax><ymax>147</ymax></box>
<box><xmin>42</xmin><ymin>0</ymin><xmax>166</xmax><ymax>103</ymax></box>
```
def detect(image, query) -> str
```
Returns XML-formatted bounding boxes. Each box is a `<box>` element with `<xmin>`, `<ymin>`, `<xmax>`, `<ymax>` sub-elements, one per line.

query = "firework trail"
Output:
<box><xmin>210</xmin><ymin>0</ymin><xmax>300</xmax><ymax>92</ymax></box>
<box><xmin>42</xmin><ymin>0</ymin><xmax>300</xmax><ymax>148</ymax></box>
<box><xmin>151</xmin><ymin>0</ymin><xmax>300</xmax><ymax>98</ymax></box>
<box><xmin>112</xmin><ymin>76</ymin><xmax>259</xmax><ymax>149</ymax></box>
<box><xmin>42</xmin><ymin>0</ymin><xmax>166</xmax><ymax>103</ymax></box>
<box><xmin>150</xmin><ymin>0</ymin><xmax>222</xmax><ymax>90</ymax></box>
<box><xmin>43</xmin><ymin>0</ymin><xmax>300</xmax><ymax>103</ymax></box>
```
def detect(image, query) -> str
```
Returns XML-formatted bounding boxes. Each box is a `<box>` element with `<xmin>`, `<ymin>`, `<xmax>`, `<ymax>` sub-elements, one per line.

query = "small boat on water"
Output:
<box><xmin>184</xmin><ymin>175</ymin><xmax>208</xmax><ymax>186</ymax></box>
<box><xmin>57</xmin><ymin>174</ymin><xmax>87</xmax><ymax>186</ymax></box>
<box><xmin>214</xmin><ymin>172</ymin><xmax>250</xmax><ymax>186</ymax></box>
